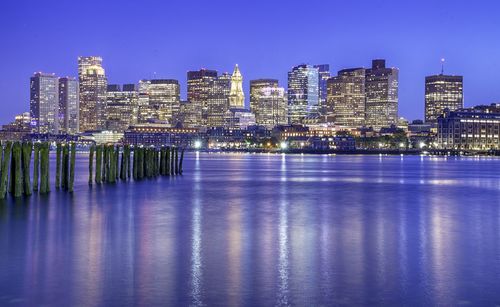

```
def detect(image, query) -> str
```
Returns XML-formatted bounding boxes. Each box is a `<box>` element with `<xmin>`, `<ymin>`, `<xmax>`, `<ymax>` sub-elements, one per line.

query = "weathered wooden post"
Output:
<box><xmin>33</xmin><ymin>142</ymin><xmax>39</xmax><ymax>192</ymax></box>
<box><xmin>61</xmin><ymin>143</ymin><xmax>69</xmax><ymax>190</ymax></box>
<box><xmin>39</xmin><ymin>142</ymin><xmax>49</xmax><ymax>194</ymax></box>
<box><xmin>115</xmin><ymin>146</ymin><xmax>120</xmax><ymax>181</ymax></box>
<box><xmin>11</xmin><ymin>142</ymin><xmax>24</xmax><ymax>197</ymax></box>
<box><xmin>133</xmin><ymin>147</ymin><xmax>138</xmax><ymax>180</ymax></box>
<box><xmin>22</xmin><ymin>142</ymin><xmax>32</xmax><ymax>195</ymax></box>
<box><xmin>55</xmin><ymin>143</ymin><xmax>62</xmax><ymax>189</ymax></box>
<box><xmin>179</xmin><ymin>147</ymin><xmax>185</xmax><ymax>174</ymax></box>
<box><xmin>0</xmin><ymin>142</ymin><xmax>12</xmax><ymax>199</ymax></box>
<box><xmin>89</xmin><ymin>145</ymin><xmax>94</xmax><ymax>185</ymax></box>
<box><xmin>174</xmin><ymin>147</ymin><xmax>179</xmax><ymax>175</ymax></box>
<box><xmin>103</xmin><ymin>145</ymin><xmax>109</xmax><ymax>182</ymax></box>
<box><xmin>126</xmin><ymin>145</ymin><xmax>131</xmax><ymax>179</ymax></box>
<box><xmin>170</xmin><ymin>147</ymin><xmax>174</xmax><ymax>175</ymax></box>
<box><xmin>69</xmin><ymin>142</ymin><xmax>76</xmax><ymax>192</ymax></box>
<box><xmin>95</xmin><ymin>145</ymin><xmax>102</xmax><ymax>184</ymax></box>
<box><xmin>138</xmin><ymin>147</ymin><xmax>144</xmax><ymax>179</ymax></box>
<box><xmin>120</xmin><ymin>147</ymin><xmax>126</xmax><ymax>180</ymax></box>
<box><xmin>166</xmin><ymin>146</ymin><xmax>171</xmax><ymax>176</ymax></box>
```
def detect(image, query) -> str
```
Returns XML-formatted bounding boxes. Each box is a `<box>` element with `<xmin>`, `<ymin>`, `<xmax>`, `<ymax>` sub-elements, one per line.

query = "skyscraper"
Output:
<box><xmin>78</xmin><ymin>56</ymin><xmax>107</xmax><ymax>131</ymax></box>
<box><xmin>187</xmin><ymin>69</ymin><xmax>218</xmax><ymax>127</ymax></box>
<box><xmin>106</xmin><ymin>84</ymin><xmax>138</xmax><ymax>132</ymax></box>
<box><xmin>207</xmin><ymin>72</ymin><xmax>231</xmax><ymax>127</ymax></box>
<box><xmin>314</xmin><ymin>64</ymin><xmax>330</xmax><ymax>119</ymax></box>
<box><xmin>58</xmin><ymin>77</ymin><xmax>79</xmax><ymax>134</ymax></box>
<box><xmin>425</xmin><ymin>74</ymin><xmax>463</xmax><ymax>124</ymax></box>
<box><xmin>250</xmin><ymin>79</ymin><xmax>287</xmax><ymax>129</ymax></box>
<box><xmin>30</xmin><ymin>72</ymin><xmax>59</xmax><ymax>134</ymax></box>
<box><xmin>287</xmin><ymin>64</ymin><xmax>319</xmax><ymax>124</ymax></box>
<box><xmin>365</xmin><ymin>59</ymin><xmax>399</xmax><ymax>130</ymax></box>
<box><xmin>229</xmin><ymin>64</ymin><xmax>245</xmax><ymax>108</ymax></box>
<box><xmin>138</xmin><ymin>79</ymin><xmax>180</xmax><ymax>124</ymax></box>
<box><xmin>327</xmin><ymin>68</ymin><xmax>366</xmax><ymax>128</ymax></box>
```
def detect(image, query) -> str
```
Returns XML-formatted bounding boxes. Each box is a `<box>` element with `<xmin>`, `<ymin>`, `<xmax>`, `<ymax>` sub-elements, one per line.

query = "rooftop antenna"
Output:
<box><xmin>440</xmin><ymin>58</ymin><xmax>445</xmax><ymax>75</ymax></box>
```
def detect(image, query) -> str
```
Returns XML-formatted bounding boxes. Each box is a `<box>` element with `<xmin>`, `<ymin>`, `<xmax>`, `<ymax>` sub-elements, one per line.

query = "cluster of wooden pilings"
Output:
<box><xmin>88</xmin><ymin>145</ymin><xmax>184</xmax><ymax>185</ymax></box>
<box><xmin>0</xmin><ymin>141</ymin><xmax>75</xmax><ymax>199</ymax></box>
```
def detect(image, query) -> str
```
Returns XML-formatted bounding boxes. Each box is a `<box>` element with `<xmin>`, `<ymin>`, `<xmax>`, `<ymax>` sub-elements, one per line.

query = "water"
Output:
<box><xmin>0</xmin><ymin>153</ymin><xmax>499</xmax><ymax>306</ymax></box>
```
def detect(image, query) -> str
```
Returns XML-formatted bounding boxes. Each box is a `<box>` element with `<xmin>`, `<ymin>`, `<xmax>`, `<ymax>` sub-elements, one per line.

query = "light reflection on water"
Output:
<box><xmin>0</xmin><ymin>153</ymin><xmax>499</xmax><ymax>306</ymax></box>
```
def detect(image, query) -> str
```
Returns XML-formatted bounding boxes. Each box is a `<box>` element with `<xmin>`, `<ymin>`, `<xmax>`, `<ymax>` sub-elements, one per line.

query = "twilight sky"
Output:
<box><xmin>1</xmin><ymin>0</ymin><xmax>500</xmax><ymax>124</ymax></box>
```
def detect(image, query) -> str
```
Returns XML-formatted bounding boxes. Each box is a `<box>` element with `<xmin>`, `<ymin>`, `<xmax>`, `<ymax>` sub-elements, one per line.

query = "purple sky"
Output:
<box><xmin>1</xmin><ymin>0</ymin><xmax>500</xmax><ymax>124</ymax></box>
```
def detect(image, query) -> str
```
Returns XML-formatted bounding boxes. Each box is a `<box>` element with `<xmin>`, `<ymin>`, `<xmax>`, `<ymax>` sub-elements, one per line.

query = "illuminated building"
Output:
<box><xmin>178</xmin><ymin>100</ymin><xmax>202</xmax><ymax>128</ymax></box>
<box><xmin>106</xmin><ymin>84</ymin><xmax>138</xmax><ymax>132</ymax></box>
<box><xmin>207</xmin><ymin>72</ymin><xmax>231</xmax><ymax>127</ymax></box>
<box><xmin>437</xmin><ymin>105</ymin><xmax>500</xmax><ymax>150</ymax></box>
<box><xmin>187</xmin><ymin>69</ymin><xmax>218</xmax><ymax>127</ymax></box>
<box><xmin>124</xmin><ymin>124</ymin><xmax>200</xmax><ymax>147</ymax></box>
<box><xmin>314</xmin><ymin>64</ymin><xmax>330</xmax><ymax>120</ymax></box>
<box><xmin>287</xmin><ymin>64</ymin><xmax>319</xmax><ymax>124</ymax></box>
<box><xmin>0</xmin><ymin>113</ymin><xmax>31</xmax><ymax>141</ymax></box>
<box><xmin>58</xmin><ymin>77</ymin><xmax>79</xmax><ymax>134</ymax></box>
<box><xmin>30</xmin><ymin>72</ymin><xmax>59</xmax><ymax>134</ymax></box>
<box><xmin>425</xmin><ymin>74</ymin><xmax>463</xmax><ymax>124</ymax></box>
<box><xmin>224</xmin><ymin>108</ymin><xmax>256</xmax><ymax>129</ymax></box>
<box><xmin>365</xmin><ymin>59</ymin><xmax>399</xmax><ymax>131</ymax></box>
<box><xmin>78</xmin><ymin>56</ymin><xmax>107</xmax><ymax>131</ymax></box>
<box><xmin>327</xmin><ymin>68</ymin><xmax>366</xmax><ymax>128</ymax></box>
<box><xmin>228</xmin><ymin>64</ymin><xmax>245</xmax><ymax>108</ymax></box>
<box><xmin>250</xmin><ymin>79</ymin><xmax>287</xmax><ymax>129</ymax></box>
<box><xmin>136</xmin><ymin>79</ymin><xmax>180</xmax><ymax>125</ymax></box>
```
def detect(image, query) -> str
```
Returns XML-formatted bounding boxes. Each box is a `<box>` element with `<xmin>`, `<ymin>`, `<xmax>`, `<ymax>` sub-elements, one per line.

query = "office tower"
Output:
<box><xmin>78</xmin><ymin>56</ymin><xmax>107</xmax><ymax>131</ymax></box>
<box><xmin>187</xmin><ymin>69</ymin><xmax>219</xmax><ymax>126</ymax></box>
<box><xmin>138</xmin><ymin>79</ymin><xmax>180</xmax><ymax>124</ymax></box>
<box><xmin>30</xmin><ymin>72</ymin><xmax>59</xmax><ymax>134</ymax></box>
<box><xmin>58</xmin><ymin>77</ymin><xmax>79</xmax><ymax>134</ymax></box>
<box><xmin>106</xmin><ymin>84</ymin><xmax>139</xmax><ymax>132</ymax></box>
<box><xmin>250</xmin><ymin>79</ymin><xmax>287</xmax><ymax>129</ymax></box>
<box><xmin>314</xmin><ymin>64</ymin><xmax>330</xmax><ymax>118</ymax></box>
<box><xmin>327</xmin><ymin>68</ymin><xmax>366</xmax><ymax>128</ymax></box>
<box><xmin>287</xmin><ymin>64</ymin><xmax>319</xmax><ymax>124</ymax></box>
<box><xmin>425</xmin><ymin>74</ymin><xmax>463</xmax><ymax>123</ymax></box>
<box><xmin>178</xmin><ymin>100</ymin><xmax>202</xmax><ymax>128</ymax></box>
<box><xmin>229</xmin><ymin>64</ymin><xmax>245</xmax><ymax>108</ymax></box>
<box><xmin>365</xmin><ymin>59</ymin><xmax>399</xmax><ymax>130</ymax></box>
<box><xmin>207</xmin><ymin>72</ymin><xmax>231</xmax><ymax>127</ymax></box>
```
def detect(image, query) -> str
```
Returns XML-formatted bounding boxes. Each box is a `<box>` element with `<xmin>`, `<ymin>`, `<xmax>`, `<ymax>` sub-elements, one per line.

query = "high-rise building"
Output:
<box><xmin>250</xmin><ymin>79</ymin><xmax>287</xmax><ymax>129</ymax></box>
<box><xmin>425</xmin><ymin>74</ymin><xmax>463</xmax><ymax>123</ymax></box>
<box><xmin>137</xmin><ymin>79</ymin><xmax>180</xmax><ymax>124</ymax></box>
<box><xmin>177</xmin><ymin>100</ymin><xmax>202</xmax><ymax>128</ymax></box>
<box><xmin>58</xmin><ymin>77</ymin><xmax>79</xmax><ymax>134</ymax></box>
<box><xmin>78</xmin><ymin>56</ymin><xmax>107</xmax><ymax>132</ymax></box>
<box><xmin>229</xmin><ymin>64</ymin><xmax>245</xmax><ymax>108</ymax></box>
<box><xmin>106</xmin><ymin>84</ymin><xmax>139</xmax><ymax>132</ymax></box>
<box><xmin>30</xmin><ymin>72</ymin><xmax>59</xmax><ymax>134</ymax></box>
<box><xmin>207</xmin><ymin>72</ymin><xmax>231</xmax><ymax>127</ymax></box>
<box><xmin>314</xmin><ymin>64</ymin><xmax>330</xmax><ymax>119</ymax></box>
<box><xmin>327</xmin><ymin>68</ymin><xmax>366</xmax><ymax>128</ymax></box>
<box><xmin>187</xmin><ymin>69</ymin><xmax>218</xmax><ymax>127</ymax></box>
<box><xmin>287</xmin><ymin>64</ymin><xmax>319</xmax><ymax>124</ymax></box>
<box><xmin>365</xmin><ymin>59</ymin><xmax>399</xmax><ymax>130</ymax></box>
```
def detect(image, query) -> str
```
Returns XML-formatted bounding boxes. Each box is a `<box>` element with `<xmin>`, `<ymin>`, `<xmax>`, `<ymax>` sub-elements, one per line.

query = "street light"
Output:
<box><xmin>280</xmin><ymin>141</ymin><xmax>288</xmax><ymax>150</ymax></box>
<box><xmin>194</xmin><ymin>140</ymin><xmax>202</xmax><ymax>150</ymax></box>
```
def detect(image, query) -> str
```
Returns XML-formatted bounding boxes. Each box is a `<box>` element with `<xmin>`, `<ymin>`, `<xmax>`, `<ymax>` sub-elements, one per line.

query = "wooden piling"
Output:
<box><xmin>179</xmin><ymin>147</ymin><xmax>185</xmax><ymax>174</ymax></box>
<box><xmin>22</xmin><ymin>142</ymin><xmax>32</xmax><ymax>195</ymax></box>
<box><xmin>0</xmin><ymin>142</ymin><xmax>12</xmax><ymax>199</ymax></box>
<box><xmin>89</xmin><ymin>145</ymin><xmax>94</xmax><ymax>185</ymax></box>
<box><xmin>95</xmin><ymin>145</ymin><xmax>102</xmax><ymax>184</ymax></box>
<box><xmin>56</xmin><ymin>143</ymin><xmax>62</xmax><ymax>189</ymax></box>
<box><xmin>69</xmin><ymin>142</ymin><xmax>76</xmax><ymax>192</ymax></box>
<box><xmin>33</xmin><ymin>143</ymin><xmax>39</xmax><ymax>192</ymax></box>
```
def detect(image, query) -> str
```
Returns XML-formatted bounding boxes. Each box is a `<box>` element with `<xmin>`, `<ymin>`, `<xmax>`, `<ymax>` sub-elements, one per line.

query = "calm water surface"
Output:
<box><xmin>0</xmin><ymin>153</ymin><xmax>500</xmax><ymax>306</ymax></box>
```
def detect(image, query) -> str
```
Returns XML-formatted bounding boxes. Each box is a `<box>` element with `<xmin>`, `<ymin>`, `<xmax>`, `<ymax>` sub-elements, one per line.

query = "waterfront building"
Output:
<box><xmin>327</xmin><ymin>68</ymin><xmax>366</xmax><ymax>128</ymax></box>
<box><xmin>178</xmin><ymin>100</ymin><xmax>203</xmax><ymax>128</ymax></box>
<box><xmin>228</xmin><ymin>64</ymin><xmax>245</xmax><ymax>108</ymax></box>
<box><xmin>30</xmin><ymin>72</ymin><xmax>59</xmax><ymax>134</ymax></box>
<box><xmin>78</xmin><ymin>56</ymin><xmax>108</xmax><ymax>131</ymax></box>
<box><xmin>250</xmin><ymin>79</ymin><xmax>287</xmax><ymax>129</ymax></box>
<box><xmin>187</xmin><ymin>69</ymin><xmax>219</xmax><ymax>127</ymax></box>
<box><xmin>365</xmin><ymin>59</ymin><xmax>399</xmax><ymax>131</ymax></box>
<box><xmin>425</xmin><ymin>74</ymin><xmax>463</xmax><ymax>124</ymax></box>
<box><xmin>58</xmin><ymin>77</ymin><xmax>79</xmax><ymax>134</ymax></box>
<box><xmin>106</xmin><ymin>84</ymin><xmax>139</xmax><ymax>132</ymax></box>
<box><xmin>437</xmin><ymin>105</ymin><xmax>500</xmax><ymax>150</ymax></box>
<box><xmin>287</xmin><ymin>64</ymin><xmax>319</xmax><ymax>124</ymax></box>
<box><xmin>314</xmin><ymin>64</ymin><xmax>330</xmax><ymax>120</ymax></box>
<box><xmin>140</xmin><ymin>79</ymin><xmax>180</xmax><ymax>124</ymax></box>
<box><xmin>124</xmin><ymin>124</ymin><xmax>200</xmax><ymax>147</ymax></box>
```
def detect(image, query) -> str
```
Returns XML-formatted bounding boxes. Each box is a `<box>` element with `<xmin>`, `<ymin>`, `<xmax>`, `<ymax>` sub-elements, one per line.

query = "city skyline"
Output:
<box><xmin>1</xmin><ymin>0</ymin><xmax>500</xmax><ymax>124</ymax></box>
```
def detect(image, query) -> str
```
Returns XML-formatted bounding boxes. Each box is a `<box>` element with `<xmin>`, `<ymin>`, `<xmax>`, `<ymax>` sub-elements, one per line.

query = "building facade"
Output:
<box><xmin>58</xmin><ymin>77</ymin><xmax>79</xmax><ymax>134</ymax></box>
<box><xmin>30</xmin><ymin>72</ymin><xmax>60</xmax><ymax>134</ymax></box>
<box><xmin>187</xmin><ymin>69</ymin><xmax>219</xmax><ymax>127</ymax></box>
<box><xmin>365</xmin><ymin>59</ymin><xmax>399</xmax><ymax>131</ymax></box>
<box><xmin>207</xmin><ymin>73</ymin><xmax>231</xmax><ymax>127</ymax></box>
<box><xmin>314</xmin><ymin>64</ymin><xmax>330</xmax><ymax>119</ymax></box>
<box><xmin>78</xmin><ymin>56</ymin><xmax>107</xmax><ymax>132</ymax></box>
<box><xmin>137</xmin><ymin>79</ymin><xmax>180</xmax><ymax>124</ymax></box>
<box><xmin>425</xmin><ymin>74</ymin><xmax>463</xmax><ymax>124</ymax></box>
<box><xmin>437</xmin><ymin>107</ymin><xmax>500</xmax><ymax>150</ymax></box>
<box><xmin>287</xmin><ymin>64</ymin><xmax>319</xmax><ymax>124</ymax></box>
<box><xmin>327</xmin><ymin>68</ymin><xmax>366</xmax><ymax>128</ymax></box>
<box><xmin>106</xmin><ymin>84</ymin><xmax>139</xmax><ymax>132</ymax></box>
<box><xmin>250</xmin><ymin>79</ymin><xmax>287</xmax><ymax>129</ymax></box>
